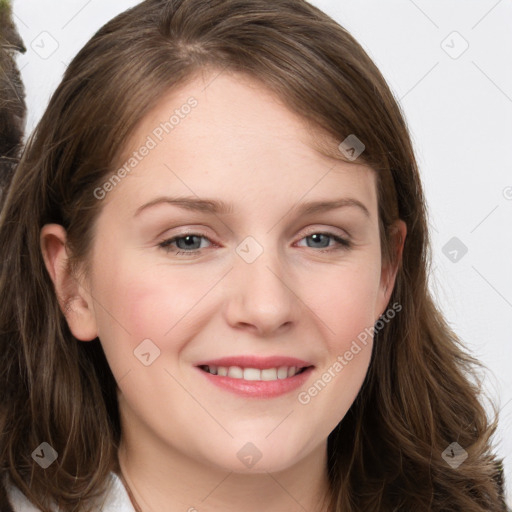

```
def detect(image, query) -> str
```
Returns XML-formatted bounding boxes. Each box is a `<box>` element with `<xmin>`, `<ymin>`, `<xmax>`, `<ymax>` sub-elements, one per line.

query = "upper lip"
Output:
<box><xmin>195</xmin><ymin>355</ymin><xmax>314</xmax><ymax>370</ymax></box>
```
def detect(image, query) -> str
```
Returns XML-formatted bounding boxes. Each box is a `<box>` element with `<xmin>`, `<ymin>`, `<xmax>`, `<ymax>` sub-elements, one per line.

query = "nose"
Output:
<box><xmin>223</xmin><ymin>239</ymin><xmax>300</xmax><ymax>337</ymax></box>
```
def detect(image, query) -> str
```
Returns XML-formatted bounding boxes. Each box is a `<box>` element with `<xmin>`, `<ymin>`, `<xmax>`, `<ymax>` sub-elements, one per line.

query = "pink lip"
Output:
<box><xmin>195</xmin><ymin>355</ymin><xmax>313</xmax><ymax>369</ymax></box>
<box><xmin>195</xmin><ymin>365</ymin><xmax>314</xmax><ymax>399</ymax></box>
<box><xmin>194</xmin><ymin>355</ymin><xmax>315</xmax><ymax>399</ymax></box>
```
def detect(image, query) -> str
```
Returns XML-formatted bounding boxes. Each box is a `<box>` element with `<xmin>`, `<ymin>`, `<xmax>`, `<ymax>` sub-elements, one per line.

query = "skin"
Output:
<box><xmin>41</xmin><ymin>69</ymin><xmax>406</xmax><ymax>512</ymax></box>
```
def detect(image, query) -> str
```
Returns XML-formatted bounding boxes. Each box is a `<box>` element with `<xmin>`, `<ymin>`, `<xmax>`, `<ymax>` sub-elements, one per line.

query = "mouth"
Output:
<box><xmin>198</xmin><ymin>364</ymin><xmax>311</xmax><ymax>381</ymax></box>
<box><xmin>194</xmin><ymin>357</ymin><xmax>315</xmax><ymax>398</ymax></box>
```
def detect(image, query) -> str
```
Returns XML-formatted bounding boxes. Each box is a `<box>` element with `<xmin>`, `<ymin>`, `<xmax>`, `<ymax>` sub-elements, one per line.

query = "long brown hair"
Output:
<box><xmin>0</xmin><ymin>0</ymin><xmax>507</xmax><ymax>510</ymax></box>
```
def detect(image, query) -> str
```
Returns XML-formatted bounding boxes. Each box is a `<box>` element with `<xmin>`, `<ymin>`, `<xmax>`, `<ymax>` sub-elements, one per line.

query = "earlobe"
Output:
<box><xmin>40</xmin><ymin>224</ymin><xmax>98</xmax><ymax>341</ymax></box>
<box><xmin>377</xmin><ymin>220</ymin><xmax>407</xmax><ymax>318</ymax></box>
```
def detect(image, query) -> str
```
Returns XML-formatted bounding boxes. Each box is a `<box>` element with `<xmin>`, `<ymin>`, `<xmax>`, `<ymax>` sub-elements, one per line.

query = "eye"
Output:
<box><xmin>158</xmin><ymin>233</ymin><xmax>213</xmax><ymax>254</ymax></box>
<box><xmin>295</xmin><ymin>231</ymin><xmax>351</xmax><ymax>252</ymax></box>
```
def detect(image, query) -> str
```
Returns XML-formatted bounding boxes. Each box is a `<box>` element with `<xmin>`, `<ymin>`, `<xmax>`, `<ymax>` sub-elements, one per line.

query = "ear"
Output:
<box><xmin>40</xmin><ymin>224</ymin><xmax>98</xmax><ymax>341</ymax></box>
<box><xmin>375</xmin><ymin>219</ymin><xmax>407</xmax><ymax>319</ymax></box>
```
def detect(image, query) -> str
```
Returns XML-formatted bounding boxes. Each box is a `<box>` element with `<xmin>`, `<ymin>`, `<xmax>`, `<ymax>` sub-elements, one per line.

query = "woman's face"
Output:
<box><xmin>47</xmin><ymin>70</ymin><xmax>405</xmax><ymax>474</ymax></box>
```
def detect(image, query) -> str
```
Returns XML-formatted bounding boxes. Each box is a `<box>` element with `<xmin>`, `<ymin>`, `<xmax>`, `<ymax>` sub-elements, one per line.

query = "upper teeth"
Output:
<box><xmin>202</xmin><ymin>365</ymin><xmax>302</xmax><ymax>381</ymax></box>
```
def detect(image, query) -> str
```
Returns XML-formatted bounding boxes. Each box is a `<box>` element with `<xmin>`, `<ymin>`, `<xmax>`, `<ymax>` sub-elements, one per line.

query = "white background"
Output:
<box><xmin>12</xmin><ymin>0</ymin><xmax>512</xmax><ymax>506</ymax></box>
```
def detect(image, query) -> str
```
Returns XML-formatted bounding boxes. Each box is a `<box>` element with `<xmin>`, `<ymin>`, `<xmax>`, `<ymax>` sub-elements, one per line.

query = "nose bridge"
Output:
<box><xmin>226</xmin><ymin>233</ymin><xmax>298</xmax><ymax>333</ymax></box>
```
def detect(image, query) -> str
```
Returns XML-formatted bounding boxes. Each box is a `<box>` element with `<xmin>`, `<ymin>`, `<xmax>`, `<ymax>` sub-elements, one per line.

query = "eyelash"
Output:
<box><xmin>157</xmin><ymin>230</ymin><xmax>351</xmax><ymax>256</ymax></box>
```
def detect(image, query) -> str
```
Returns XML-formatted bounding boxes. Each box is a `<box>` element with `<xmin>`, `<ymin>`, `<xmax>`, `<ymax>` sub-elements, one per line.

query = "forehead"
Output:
<box><xmin>104</xmin><ymin>69</ymin><xmax>378</xmax><ymax>218</ymax></box>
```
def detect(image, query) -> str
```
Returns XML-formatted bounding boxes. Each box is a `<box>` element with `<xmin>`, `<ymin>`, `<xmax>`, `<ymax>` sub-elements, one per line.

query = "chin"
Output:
<box><xmin>197</xmin><ymin>436</ymin><xmax>311</xmax><ymax>475</ymax></box>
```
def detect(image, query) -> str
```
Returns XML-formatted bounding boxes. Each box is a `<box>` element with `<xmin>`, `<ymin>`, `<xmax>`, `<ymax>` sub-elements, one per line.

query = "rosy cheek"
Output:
<box><xmin>109</xmin><ymin>265</ymin><xmax>206</xmax><ymax>342</ymax></box>
<box><xmin>116</xmin><ymin>278</ymin><xmax>178</xmax><ymax>340</ymax></box>
<box><xmin>326</xmin><ymin>287</ymin><xmax>377</xmax><ymax>370</ymax></box>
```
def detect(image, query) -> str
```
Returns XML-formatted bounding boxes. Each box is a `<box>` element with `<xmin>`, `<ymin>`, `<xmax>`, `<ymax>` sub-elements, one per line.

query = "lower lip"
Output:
<box><xmin>195</xmin><ymin>366</ymin><xmax>314</xmax><ymax>398</ymax></box>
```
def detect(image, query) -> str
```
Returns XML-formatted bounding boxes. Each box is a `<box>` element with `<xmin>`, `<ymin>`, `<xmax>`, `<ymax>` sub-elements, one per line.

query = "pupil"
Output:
<box><xmin>309</xmin><ymin>234</ymin><xmax>328</xmax><ymax>248</ymax></box>
<box><xmin>179</xmin><ymin>235</ymin><xmax>200</xmax><ymax>250</ymax></box>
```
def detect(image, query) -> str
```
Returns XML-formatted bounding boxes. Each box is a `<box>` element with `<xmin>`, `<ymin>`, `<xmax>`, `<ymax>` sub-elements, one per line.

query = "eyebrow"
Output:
<box><xmin>134</xmin><ymin>196</ymin><xmax>370</xmax><ymax>218</ymax></box>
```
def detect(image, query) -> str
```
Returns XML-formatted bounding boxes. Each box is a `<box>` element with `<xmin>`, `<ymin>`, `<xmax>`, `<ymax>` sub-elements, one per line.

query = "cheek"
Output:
<box><xmin>309</xmin><ymin>258</ymin><xmax>382</xmax><ymax>344</ymax></box>
<box><xmin>90</xmin><ymin>255</ymin><xmax>216</xmax><ymax>355</ymax></box>
<box><xmin>296</xmin><ymin>266</ymin><xmax>379</xmax><ymax>432</ymax></box>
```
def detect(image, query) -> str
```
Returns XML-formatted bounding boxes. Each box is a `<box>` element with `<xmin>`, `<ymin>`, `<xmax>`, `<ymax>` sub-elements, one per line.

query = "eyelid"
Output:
<box><xmin>156</xmin><ymin>225</ymin><xmax>212</xmax><ymax>242</ymax></box>
<box><xmin>157</xmin><ymin>229</ymin><xmax>215</xmax><ymax>250</ymax></box>
<box><xmin>298</xmin><ymin>225</ymin><xmax>351</xmax><ymax>240</ymax></box>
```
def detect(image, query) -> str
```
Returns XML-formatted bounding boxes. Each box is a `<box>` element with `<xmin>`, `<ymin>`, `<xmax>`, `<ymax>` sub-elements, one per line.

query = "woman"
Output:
<box><xmin>0</xmin><ymin>0</ymin><xmax>507</xmax><ymax>510</ymax></box>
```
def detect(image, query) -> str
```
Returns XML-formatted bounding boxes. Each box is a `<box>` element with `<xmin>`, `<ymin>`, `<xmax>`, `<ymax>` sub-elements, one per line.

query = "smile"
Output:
<box><xmin>199</xmin><ymin>365</ymin><xmax>309</xmax><ymax>381</ymax></box>
<box><xmin>194</xmin><ymin>355</ymin><xmax>315</xmax><ymax>398</ymax></box>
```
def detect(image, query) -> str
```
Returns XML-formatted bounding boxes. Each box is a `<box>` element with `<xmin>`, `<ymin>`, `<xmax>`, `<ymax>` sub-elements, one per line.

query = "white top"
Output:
<box><xmin>5</xmin><ymin>471</ymin><xmax>136</xmax><ymax>512</ymax></box>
